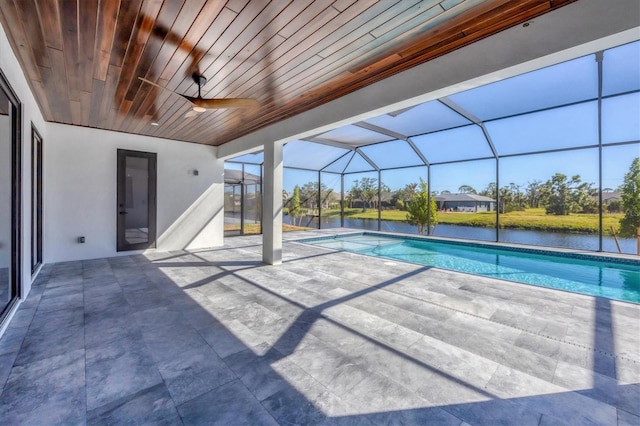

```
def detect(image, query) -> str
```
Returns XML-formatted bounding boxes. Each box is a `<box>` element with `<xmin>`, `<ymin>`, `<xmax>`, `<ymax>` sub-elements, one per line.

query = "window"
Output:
<box><xmin>31</xmin><ymin>125</ymin><xmax>43</xmax><ymax>273</ymax></box>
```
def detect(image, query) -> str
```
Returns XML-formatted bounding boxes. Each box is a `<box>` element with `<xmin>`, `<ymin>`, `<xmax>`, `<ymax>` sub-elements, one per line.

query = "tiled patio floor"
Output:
<box><xmin>0</xmin><ymin>230</ymin><xmax>638</xmax><ymax>425</ymax></box>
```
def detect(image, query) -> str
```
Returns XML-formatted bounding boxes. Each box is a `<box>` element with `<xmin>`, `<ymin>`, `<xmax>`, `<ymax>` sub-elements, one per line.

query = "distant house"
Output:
<box><xmin>601</xmin><ymin>191</ymin><xmax>621</xmax><ymax>205</ymax></box>
<box><xmin>435</xmin><ymin>193</ymin><xmax>495</xmax><ymax>212</ymax></box>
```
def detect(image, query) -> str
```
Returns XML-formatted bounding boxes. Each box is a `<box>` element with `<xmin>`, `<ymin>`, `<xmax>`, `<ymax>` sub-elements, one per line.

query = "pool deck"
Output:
<box><xmin>0</xmin><ymin>229</ymin><xmax>638</xmax><ymax>424</ymax></box>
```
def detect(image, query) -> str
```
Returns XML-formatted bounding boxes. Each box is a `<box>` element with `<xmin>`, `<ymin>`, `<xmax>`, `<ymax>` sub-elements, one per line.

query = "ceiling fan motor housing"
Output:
<box><xmin>192</xmin><ymin>73</ymin><xmax>207</xmax><ymax>86</ymax></box>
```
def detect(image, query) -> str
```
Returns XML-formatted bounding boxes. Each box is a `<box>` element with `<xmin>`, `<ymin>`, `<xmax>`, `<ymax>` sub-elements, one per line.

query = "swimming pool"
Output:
<box><xmin>299</xmin><ymin>233</ymin><xmax>640</xmax><ymax>304</ymax></box>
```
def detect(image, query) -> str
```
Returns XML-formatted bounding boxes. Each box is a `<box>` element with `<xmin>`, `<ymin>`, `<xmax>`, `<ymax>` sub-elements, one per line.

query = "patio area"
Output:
<box><xmin>0</xmin><ymin>230</ymin><xmax>638</xmax><ymax>425</ymax></box>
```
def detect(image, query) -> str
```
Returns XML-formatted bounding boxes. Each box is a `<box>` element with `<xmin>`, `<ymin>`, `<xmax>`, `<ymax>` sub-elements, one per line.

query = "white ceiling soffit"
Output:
<box><xmin>218</xmin><ymin>0</ymin><xmax>640</xmax><ymax>159</ymax></box>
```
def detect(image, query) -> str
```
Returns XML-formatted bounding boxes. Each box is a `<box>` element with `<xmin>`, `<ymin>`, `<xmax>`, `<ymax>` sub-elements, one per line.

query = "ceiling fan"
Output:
<box><xmin>139</xmin><ymin>74</ymin><xmax>259</xmax><ymax>117</ymax></box>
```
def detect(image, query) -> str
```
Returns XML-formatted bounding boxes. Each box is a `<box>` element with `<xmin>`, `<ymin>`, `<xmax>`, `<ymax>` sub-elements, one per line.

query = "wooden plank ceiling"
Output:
<box><xmin>0</xmin><ymin>0</ymin><xmax>574</xmax><ymax>146</ymax></box>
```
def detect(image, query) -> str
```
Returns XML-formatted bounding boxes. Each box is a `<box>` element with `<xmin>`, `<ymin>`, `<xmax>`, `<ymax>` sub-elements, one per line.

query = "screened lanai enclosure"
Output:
<box><xmin>224</xmin><ymin>165</ymin><xmax>262</xmax><ymax>237</ymax></box>
<box><xmin>226</xmin><ymin>39</ymin><xmax>640</xmax><ymax>255</ymax></box>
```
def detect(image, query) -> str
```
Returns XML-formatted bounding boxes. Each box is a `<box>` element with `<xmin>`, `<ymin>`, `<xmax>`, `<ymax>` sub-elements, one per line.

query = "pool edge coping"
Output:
<box><xmin>295</xmin><ymin>230</ymin><xmax>640</xmax><ymax>266</ymax></box>
<box><xmin>293</xmin><ymin>230</ymin><xmax>640</xmax><ymax>305</ymax></box>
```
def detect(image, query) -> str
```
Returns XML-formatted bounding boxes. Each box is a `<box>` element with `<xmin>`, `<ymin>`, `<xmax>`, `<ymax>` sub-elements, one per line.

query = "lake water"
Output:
<box><xmin>287</xmin><ymin>215</ymin><xmax>638</xmax><ymax>255</ymax></box>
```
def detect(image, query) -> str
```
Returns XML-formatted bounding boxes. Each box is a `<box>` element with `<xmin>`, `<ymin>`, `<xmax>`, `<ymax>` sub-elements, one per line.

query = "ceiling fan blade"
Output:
<box><xmin>187</xmin><ymin>97</ymin><xmax>260</xmax><ymax>109</ymax></box>
<box><xmin>138</xmin><ymin>77</ymin><xmax>194</xmax><ymax>105</ymax></box>
<box><xmin>139</xmin><ymin>77</ymin><xmax>258</xmax><ymax>109</ymax></box>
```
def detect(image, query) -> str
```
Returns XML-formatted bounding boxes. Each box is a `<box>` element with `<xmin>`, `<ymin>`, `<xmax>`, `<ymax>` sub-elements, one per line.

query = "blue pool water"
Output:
<box><xmin>300</xmin><ymin>233</ymin><xmax>640</xmax><ymax>303</ymax></box>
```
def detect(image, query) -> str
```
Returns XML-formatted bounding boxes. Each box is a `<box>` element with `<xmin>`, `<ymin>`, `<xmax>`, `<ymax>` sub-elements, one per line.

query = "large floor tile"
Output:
<box><xmin>14</xmin><ymin>324</ymin><xmax>84</xmax><ymax>366</ymax></box>
<box><xmin>0</xmin><ymin>349</ymin><xmax>86</xmax><ymax>424</ymax></box>
<box><xmin>177</xmin><ymin>379</ymin><xmax>278</xmax><ymax>425</ymax></box>
<box><xmin>85</xmin><ymin>334</ymin><xmax>163</xmax><ymax>411</ymax></box>
<box><xmin>87</xmin><ymin>383</ymin><xmax>181</xmax><ymax>425</ymax></box>
<box><xmin>156</xmin><ymin>345</ymin><xmax>236</xmax><ymax>405</ymax></box>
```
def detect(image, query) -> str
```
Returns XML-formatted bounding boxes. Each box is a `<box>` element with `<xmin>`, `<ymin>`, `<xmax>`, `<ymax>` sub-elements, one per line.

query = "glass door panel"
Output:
<box><xmin>224</xmin><ymin>183</ymin><xmax>242</xmax><ymax>237</ymax></box>
<box><xmin>117</xmin><ymin>149</ymin><xmax>157</xmax><ymax>251</ymax></box>
<box><xmin>31</xmin><ymin>125</ymin><xmax>43</xmax><ymax>273</ymax></box>
<box><xmin>0</xmin><ymin>71</ymin><xmax>21</xmax><ymax>322</ymax></box>
<box><xmin>0</xmin><ymin>90</ymin><xmax>12</xmax><ymax>309</ymax></box>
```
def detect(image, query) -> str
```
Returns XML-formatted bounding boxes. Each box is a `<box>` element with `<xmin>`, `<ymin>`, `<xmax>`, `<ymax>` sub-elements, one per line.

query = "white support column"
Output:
<box><xmin>262</xmin><ymin>141</ymin><xmax>283</xmax><ymax>265</ymax></box>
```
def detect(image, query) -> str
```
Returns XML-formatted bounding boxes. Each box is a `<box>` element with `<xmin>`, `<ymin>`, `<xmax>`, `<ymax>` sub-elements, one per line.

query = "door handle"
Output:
<box><xmin>119</xmin><ymin>211</ymin><xmax>128</xmax><ymax>215</ymax></box>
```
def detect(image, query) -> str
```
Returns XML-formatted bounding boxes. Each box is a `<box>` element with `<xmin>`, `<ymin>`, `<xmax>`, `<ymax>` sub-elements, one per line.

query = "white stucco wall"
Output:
<box><xmin>45</xmin><ymin>124</ymin><xmax>224</xmax><ymax>263</ymax></box>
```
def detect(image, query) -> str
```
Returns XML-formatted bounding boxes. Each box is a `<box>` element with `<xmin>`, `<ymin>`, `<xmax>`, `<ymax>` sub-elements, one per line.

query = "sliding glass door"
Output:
<box><xmin>0</xmin><ymin>69</ymin><xmax>21</xmax><ymax>323</ymax></box>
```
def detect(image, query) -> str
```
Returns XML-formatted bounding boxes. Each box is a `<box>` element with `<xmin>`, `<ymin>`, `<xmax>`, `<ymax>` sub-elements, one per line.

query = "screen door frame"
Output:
<box><xmin>116</xmin><ymin>149</ymin><xmax>157</xmax><ymax>252</ymax></box>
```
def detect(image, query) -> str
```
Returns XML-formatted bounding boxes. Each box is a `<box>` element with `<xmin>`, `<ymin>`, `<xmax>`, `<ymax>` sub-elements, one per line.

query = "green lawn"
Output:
<box><xmin>319</xmin><ymin>207</ymin><xmax>624</xmax><ymax>235</ymax></box>
<box><xmin>225</xmin><ymin>223</ymin><xmax>312</xmax><ymax>235</ymax></box>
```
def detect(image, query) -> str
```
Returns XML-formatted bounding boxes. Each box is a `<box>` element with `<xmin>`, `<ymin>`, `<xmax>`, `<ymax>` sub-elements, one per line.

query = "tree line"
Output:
<box><xmin>284</xmin><ymin>158</ymin><xmax>640</xmax><ymax>237</ymax></box>
<box><xmin>472</xmin><ymin>174</ymin><xmax>599</xmax><ymax>215</ymax></box>
<box><xmin>284</xmin><ymin>182</ymin><xmax>334</xmax><ymax>226</ymax></box>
